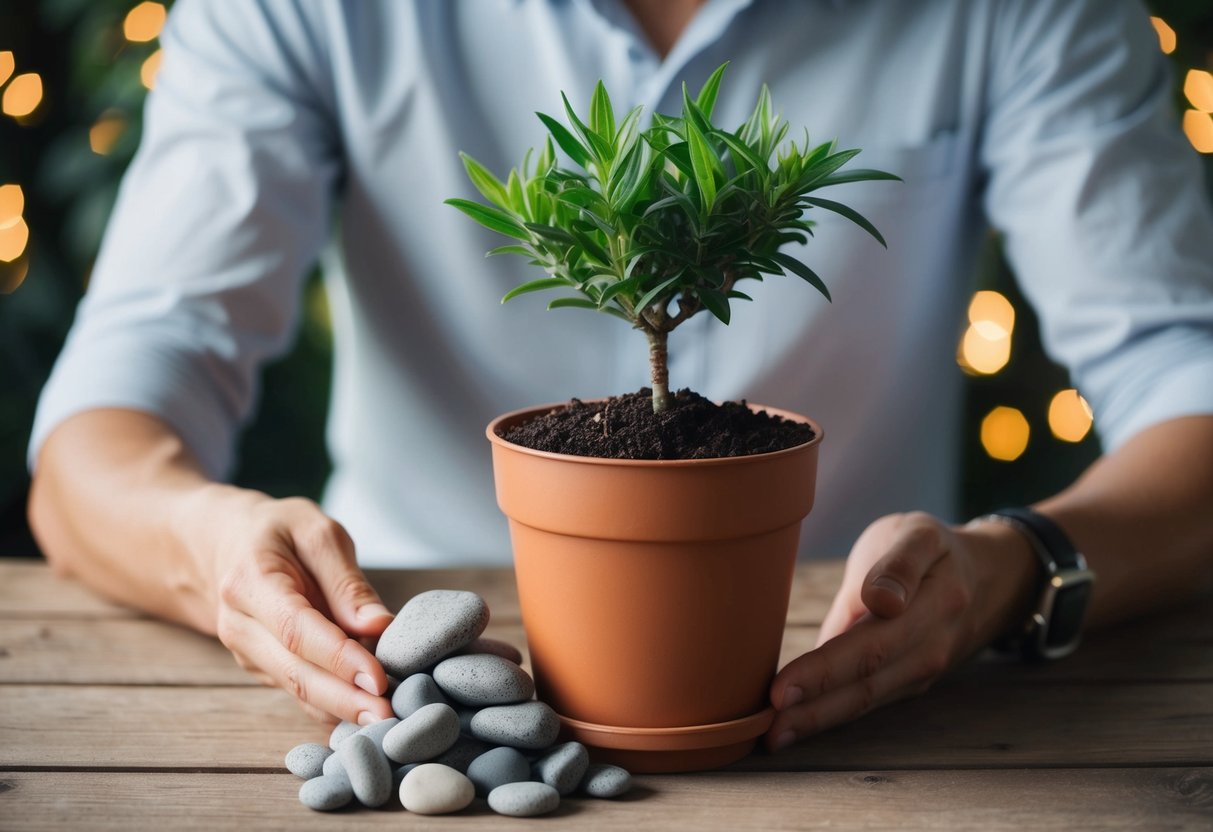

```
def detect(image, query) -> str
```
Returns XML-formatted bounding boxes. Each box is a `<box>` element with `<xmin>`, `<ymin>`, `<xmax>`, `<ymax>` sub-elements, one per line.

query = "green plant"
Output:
<box><xmin>446</xmin><ymin>63</ymin><xmax>898</xmax><ymax>413</ymax></box>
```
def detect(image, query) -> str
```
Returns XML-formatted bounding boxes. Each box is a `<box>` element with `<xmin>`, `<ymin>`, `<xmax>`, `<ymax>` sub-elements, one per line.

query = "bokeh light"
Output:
<box><xmin>1</xmin><ymin>257</ymin><xmax>29</xmax><ymax>295</ymax></box>
<box><xmin>123</xmin><ymin>2</ymin><xmax>167</xmax><ymax>43</ymax></box>
<box><xmin>141</xmin><ymin>50</ymin><xmax>163</xmax><ymax>90</ymax></box>
<box><xmin>0</xmin><ymin>217</ymin><xmax>30</xmax><ymax>263</ymax></box>
<box><xmin>89</xmin><ymin>112</ymin><xmax>126</xmax><ymax>155</ymax></box>
<box><xmin>1185</xmin><ymin>70</ymin><xmax>1213</xmax><ymax>113</ymax></box>
<box><xmin>0</xmin><ymin>51</ymin><xmax>14</xmax><ymax>87</ymax></box>
<box><xmin>0</xmin><ymin>184</ymin><xmax>24</xmax><ymax>229</ymax></box>
<box><xmin>1149</xmin><ymin>17</ymin><xmax>1177</xmax><ymax>54</ymax></box>
<box><xmin>1183</xmin><ymin>110</ymin><xmax>1213</xmax><ymax>154</ymax></box>
<box><xmin>1048</xmin><ymin>389</ymin><xmax>1093</xmax><ymax>443</ymax></box>
<box><xmin>2</xmin><ymin>72</ymin><xmax>43</xmax><ymax>119</ymax></box>
<box><xmin>981</xmin><ymin>406</ymin><xmax>1030</xmax><ymax>462</ymax></box>
<box><xmin>958</xmin><ymin>290</ymin><xmax>1015</xmax><ymax>375</ymax></box>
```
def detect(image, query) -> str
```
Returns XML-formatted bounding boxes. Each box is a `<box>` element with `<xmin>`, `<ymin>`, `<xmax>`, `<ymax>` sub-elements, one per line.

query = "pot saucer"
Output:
<box><xmin>557</xmin><ymin>707</ymin><xmax>776</xmax><ymax>773</ymax></box>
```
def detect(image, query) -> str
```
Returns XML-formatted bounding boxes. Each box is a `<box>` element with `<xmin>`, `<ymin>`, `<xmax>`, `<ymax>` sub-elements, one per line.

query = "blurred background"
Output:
<box><xmin>1</xmin><ymin>0</ymin><xmax>1211</xmax><ymax>557</ymax></box>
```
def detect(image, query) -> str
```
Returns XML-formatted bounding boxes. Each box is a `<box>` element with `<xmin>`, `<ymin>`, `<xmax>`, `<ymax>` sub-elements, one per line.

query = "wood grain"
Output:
<box><xmin>0</xmin><ymin>562</ymin><xmax>137</xmax><ymax>619</ymax></box>
<box><xmin>2</xmin><ymin>768</ymin><xmax>1211</xmax><ymax>831</ymax></box>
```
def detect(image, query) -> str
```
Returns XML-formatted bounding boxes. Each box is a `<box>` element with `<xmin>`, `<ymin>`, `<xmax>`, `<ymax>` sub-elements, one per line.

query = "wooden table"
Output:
<box><xmin>1</xmin><ymin>559</ymin><xmax>1211</xmax><ymax>830</ymax></box>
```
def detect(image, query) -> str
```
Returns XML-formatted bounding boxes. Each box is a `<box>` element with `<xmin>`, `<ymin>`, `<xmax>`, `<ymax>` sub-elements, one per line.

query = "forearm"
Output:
<box><xmin>27</xmin><ymin>408</ymin><xmax>249</xmax><ymax>634</ymax></box>
<box><xmin>1031</xmin><ymin>414</ymin><xmax>1213</xmax><ymax>629</ymax></box>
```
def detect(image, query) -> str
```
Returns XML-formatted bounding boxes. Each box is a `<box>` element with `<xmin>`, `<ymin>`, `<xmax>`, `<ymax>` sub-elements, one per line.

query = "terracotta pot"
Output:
<box><xmin>486</xmin><ymin>402</ymin><xmax>822</xmax><ymax>772</ymax></box>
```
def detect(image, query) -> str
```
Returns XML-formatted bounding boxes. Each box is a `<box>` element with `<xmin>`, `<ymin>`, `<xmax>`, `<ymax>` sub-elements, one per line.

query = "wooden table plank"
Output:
<box><xmin>2</xmin><ymin>768</ymin><xmax>1211</xmax><ymax>831</ymax></box>
<box><xmin>0</xmin><ymin>562</ymin><xmax>138</xmax><ymax>619</ymax></box>
<box><xmin>4</xmin><ymin>679</ymin><xmax>1210</xmax><ymax>771</ymax></box>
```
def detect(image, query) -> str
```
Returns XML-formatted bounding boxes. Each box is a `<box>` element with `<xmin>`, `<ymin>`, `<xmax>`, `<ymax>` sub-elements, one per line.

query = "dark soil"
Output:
<box><xmin>499</xmin><ymin>388</ymin><xmax>815</xmax><ymax>460</ymax></box>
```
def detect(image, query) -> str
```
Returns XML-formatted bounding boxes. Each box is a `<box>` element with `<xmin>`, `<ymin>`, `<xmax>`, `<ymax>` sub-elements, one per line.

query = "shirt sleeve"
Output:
<box><xmin>28</xmin><ymin>0</ymin><xmax>341</xmax><ymax>478</ymax></box>
<box><xmin>980</xmin><ymin>0</ymin><xmax>1213</xmax><ymax>451</ymax></box>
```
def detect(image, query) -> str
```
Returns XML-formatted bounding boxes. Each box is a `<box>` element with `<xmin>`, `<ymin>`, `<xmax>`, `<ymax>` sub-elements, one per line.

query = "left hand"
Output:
<box><xmin>765</xmin><ymin>511</ymin><xmax>1038</xmax><ymax>752</ymax></box>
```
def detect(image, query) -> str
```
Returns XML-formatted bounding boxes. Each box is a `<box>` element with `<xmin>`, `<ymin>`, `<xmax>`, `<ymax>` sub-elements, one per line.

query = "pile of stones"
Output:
<box><xmin>284</xmin><ymin>589</ymin><xmax>632</xmax><ymax>816</ymax></box>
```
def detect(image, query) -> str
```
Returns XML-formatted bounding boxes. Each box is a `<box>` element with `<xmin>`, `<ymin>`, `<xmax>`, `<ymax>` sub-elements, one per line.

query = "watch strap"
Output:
<box><xmin>984</xmin><ymin>506</ymin><xmax>1086</xmax><ymax>573</ymax></box>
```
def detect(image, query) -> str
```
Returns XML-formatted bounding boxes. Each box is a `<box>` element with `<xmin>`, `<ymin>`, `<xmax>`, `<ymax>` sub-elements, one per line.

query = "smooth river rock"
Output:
<box><xmin>433</xmin><ymin>654</ymin><xmax>535</xmax><ymax>706</ymax></box>
<box><xmin>328</xmin><ymin>719</ymin><xmax>360</xmax><ymax>750</ymax></box>
<box><xmin>487</xmin><ymin>781</ymin><xmax>561</xmax><ymax>817</ymax></box>
<box><xmin>383</xmin><ymin>702</ymin><xmax>461</xmax><ymax>764</ymax></box>
<box><xmin>321</xmin><ymin>751</ymin><xmax>345</xmax><ymax>778</ymax></box>
<box><xmin>458</xmin><ymin>637</ymin><xmax>524</xmax><ymax>664</ymax></box>
<box><xmin>338</xmin><ymin>733</ymin><xmax>393</xmax><ymax>808</ymax></box>
<box><xmin>466</xmin><ymin>746</ymin><xmax>532</xmax><ymax>797</ymax></box>
<box><xmin>357</xmin><ymin>717</ymin><xmax>400</xmax><ymax>753</ymax></box>
<box><xmin>470</xmin><ymin>701</ymin><xmax>561</xmax><ymax>750</ymax></box>
<box><xmin>285</xmin><ymin>742</ymin><xmax>332</xmax><ymax>779</ymax></box>
<box><xmin>399</xmin><ymin>763</ymin><xmax>476</xmax><ymax>815</ymax></box>
<box><xmin>433</xmin><ymin>735</ymin><xmax>494</xmax><ymax>774</ymax></box>
<box><xmin>533</xmin><ymin>741</ymin><xmax>588</xmax><ymax>796</ymax></box>
<box><xmin>391</xmin><ymin>673</ymin><xmax>449</xmax><ymax>720</ymax></box>
<box><xmin>581</xmin><ymin>763</ymin><xmax>633</xmax><ymax>798</ymax></box>
<box><xmin>375</xmin><ymin>590</ymin><xmax>490</xmax><ymax>678</ymax></box>
<box><xmin>298</xmin><ymin>773</ymin><xmax>353</xmax><ymax>811</ymax></box>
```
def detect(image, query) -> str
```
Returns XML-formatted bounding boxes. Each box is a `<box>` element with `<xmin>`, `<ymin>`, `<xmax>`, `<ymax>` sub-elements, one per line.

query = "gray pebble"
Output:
<box><xmin>533</xmin><ymin>741</ymin><xmax>588</xmax><ymax>796</ymax></box>
<box><xmin>322</xmin><ymin>751</ymin><xmax>345</xmax><ymax>778</ymax></box>
<box><xmin>299</xmin><ymin>773</ymin><xmax>353</xmax><ymax>811</ymax></box>
<box><xmin>338</xmin><ymin>732</ymin><xmax>393</xmax><ymax>808</ymax></box>
<box><xmin>383</xmin><ymin>702</ymin><xmax>461</xmax><ymax>764</ymax></box>
<box><xmin>432</xmin><ymin>735</ymin><xmax>493</xmax><ymax>773</ymax></box>
<box><xmin>357</xmin><ymin>717</ymin><xmax>400</xmax><ymax>753</ymax></box>
<box><xmin>392</xmin><ymin>762</ymin><xmax>418</xmax><ymax>792</ymax></box>
<box><xmin>376</xmin><ymin>590</ymin><xmax>490</xmax><ymax>678</ymax></box>
<box><xmin>467</xmin><ymin>746</ymin><xmax>532</xmax><ymax>797</ymax></box>
<box><xmin>487</xmin><ymin>781</ymin><xmax>560</xmax><ymax>817</ymax></box>
<box><xmin>470</xmin><ymin>701</ymin><xmax>561</xmax><ymax>750</ymax></box>
<box><xmin>329</xmin><ymin>719</ymin><xmax>360</xmax><ymax>750</ymax></box>
<box><xmin>581</xmin><ymin>763</ymin><xmax>632</xmax><ymax>798</ymax></box>
<box><xmin>391</xmin><ymin>673</ymin><xmax>449</xmax><ymax>720</ymax></box>
<box><xmin>399</xmin><ymin>763</ymin><xmax>475</xmax><ymax>815</ymax></box>
<box><xmin>285</xmin><ymin>742</ymin><xmax>332</xmax><ymax>779</ymax></box>
<box><xmin>433</xmin><ymin>654</ymin><xmax>535</xmax><ymax>707</ymax></box>
<box><xmin>458</xmin><ymin>637</ymin><xmax>524</xmax><ymax>664</ymax></box>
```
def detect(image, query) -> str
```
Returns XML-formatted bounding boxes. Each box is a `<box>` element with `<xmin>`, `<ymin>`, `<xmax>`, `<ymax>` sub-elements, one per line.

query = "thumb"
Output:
<box><xmin>294</xmin><ymin>517</ymin><xmax>394</xmax><ymax>636</ymax></box>
<box><xmin>858</xmin><ymin>513</ymin><xmax>950</xmax><ymax>619</ymax></box>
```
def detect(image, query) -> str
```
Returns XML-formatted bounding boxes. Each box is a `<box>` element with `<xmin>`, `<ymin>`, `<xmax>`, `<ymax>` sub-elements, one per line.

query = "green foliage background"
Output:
<box><xmin>1</xmin><ymin>0</ymin><xmax>1210</xmax><ymax>556</ymax></box>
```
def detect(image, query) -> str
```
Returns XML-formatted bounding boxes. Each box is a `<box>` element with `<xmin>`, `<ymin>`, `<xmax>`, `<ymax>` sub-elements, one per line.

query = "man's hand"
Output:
<box><xmin>765</xmin><ymin>511</ymin><xmax>1038</xmax><ymax>752</ymax></box>
<box><xmin>196</xmin><ymin>489</ymin><xmax>397</xmax><ymax>725</ymax></box>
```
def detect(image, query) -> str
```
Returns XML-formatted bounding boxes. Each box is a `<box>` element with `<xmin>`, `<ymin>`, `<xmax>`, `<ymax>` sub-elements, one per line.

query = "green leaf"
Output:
<box><xmin>536</xmin><ymin>112</ymin><xmax>590</xmax><ymax>167</ymax></box>
<box><xmin>697</xmin><ymin>287</ymin><xmax>731</xmax><ymax>324</ymax></box>
<box><xmin>695</xmin><ymin>62</ymin><xmax>729</xmax><ymax>120</ymax></box>
<box><xmin>803</xmin><ymin>196</ymin><xmax>887</xmax><ymax>247</ymax></box>
<box><xmin>811</xmin><ymin>168</ymin><xmax>902</xmax><ymax>188</ymax></box>
<box><xmin>524</xmin><ymin>223</ymin><xmax>578</xmax><ymax>246</ymax></box>
<box><xmin>563</xmin><ymin>92</ymin><xmax>614</xmax><ymax>162</ymax></box>
<box><xmin>571</xmin><ymin>228</ymin><xmax>612</xmax><ymax>267</ymax></box>
<box><xmin>728</xmin><ymin>290</ymin><xmax>753</xmax><ymax>301</ymax></box>
<box><xmin>797</xmin><ymin>148</ymin><xmax>862</xmax><ymax>189</ymax></box>
<box><xmin>445</xmin><ymin>198</ymin><xmax>529</xmax><ymax>240</ymax></box>
<box><xmin>547</xmin><ymin>297</ymin><xmax>601</xmax><ymax>312</ymax></box>
<box><xmin>715</xmin><ymin>130</ymin><xmax>768</xmax><ymax>178</ymax></box>
<box><xmin>487</xmin><ymin>244</ymin><xmax>533</xmax><ymax>257</ymax></box>
<box><xmin>634</xmin><ymin>275</ymin><xmax>682</xmax><ymax>313</ymax></box>
<box><xmin>458</xmin><ymin>152</ymin><xmax>510</xmax><ymax>208</ymax></box>
<box><xmin>502</xmin><ymin>278</ymin><xmax>571</xmax><ymax>303</ymax></box>
<box><xmin>598</xmin><ymin>275</ymin><xmax>640</xmax><ymax>307</ymax></box>
<box><xmin>770</xmin><ymin>251</ymin><xmax>832</xmax><ymax>301</ymax></box>
<box><xmin>684</xmin><ymin>116</ymin><xmax>718</xmax><ymax>213</ymax></box>
<box><xmin>589</xmin><ymin>80</ymin><xmax>616</xmax><ymax>141</ymax></box>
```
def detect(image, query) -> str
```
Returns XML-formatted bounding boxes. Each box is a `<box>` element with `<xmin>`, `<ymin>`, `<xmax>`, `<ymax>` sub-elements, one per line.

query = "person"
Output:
<box><xmin>27</xmin><ymin>0</ymin><xmax>1213</xmax><ymax>751</ymax></box>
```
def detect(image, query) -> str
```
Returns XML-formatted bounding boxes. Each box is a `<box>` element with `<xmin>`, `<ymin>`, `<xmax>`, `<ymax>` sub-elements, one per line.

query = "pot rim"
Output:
<box><xmin>486</xmin><ymin>399</ymin><xmax>823</xmax><ymax>468</ymax></box>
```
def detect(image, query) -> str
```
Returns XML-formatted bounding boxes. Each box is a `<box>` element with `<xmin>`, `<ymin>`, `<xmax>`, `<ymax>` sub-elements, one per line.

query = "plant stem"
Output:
<box><xmin>646</xmin><ymin>328</ymin><xmax>671</xmax><ymax>413</ymax></box>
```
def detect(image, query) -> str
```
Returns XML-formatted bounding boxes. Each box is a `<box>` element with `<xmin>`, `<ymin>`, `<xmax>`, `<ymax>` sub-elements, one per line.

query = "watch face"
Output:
<box><xmin>1046</xmin><ymin>579</ymin><xmax>1094</xmax><ymax>649</ymax></box>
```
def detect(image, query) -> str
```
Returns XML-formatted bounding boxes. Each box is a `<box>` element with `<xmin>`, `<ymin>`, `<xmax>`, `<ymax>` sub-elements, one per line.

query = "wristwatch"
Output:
<box><xmin>976</xmin><ymin>507</ymin><xmax>1096</xmax><ymax>661</ymax></box>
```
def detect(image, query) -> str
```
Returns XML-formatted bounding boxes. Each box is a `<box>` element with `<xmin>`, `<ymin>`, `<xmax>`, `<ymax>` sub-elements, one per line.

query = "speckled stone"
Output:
<box><xmin>391</xmin><ymin>673</ymin><xmax>449</xmax><ymax>720</ymax></box>
<box><xmin>470</xmin><ymin>701</ymin><xmax>561</xmax><ymax>750</ymax></box>
<box><xmin>487</xmin><ymin>781</ymin><xmax>560</xmax><ymax>817</ymax></box>
<box><xmin>376</xmin><ymin>590</ymin><xmax>490</xmax><ymax>678</ymax></box>
<box><xmin>298</xmin><ymin>773</ymin><xmax>353</xmax><ymax>811</ymax></box>
<box><xmin>399</xmin><ymin>763</ymin><xmax>475</xmax><ymax>815</ymax></box>
<box><xmin>433</xmin><ymin>654</ymin><xmax>535</xmax><ymax>706</ymax></box>
<box><xmin>533</xmin><ymin>741</ymin><xmax>588</xmax><ymax>796</ymax></box>
<box><xmin>458</xmin><ymin>637</ymin><xmax>524</xmax><ymax>664</ymax></box>
<box><xmin>432</xmin><ymin>735</ymin><xmax>493</xmax><ymax>774</ymax></box>
<box><xmin>328</xmin><ymin>719</ymin><xmax>360</xmax><ymax>750</ymax></box>
<box><xmin>321</xmin><ymin>750</ymin><xmax>345</xmax><ymax>778</ymax></box>
<box><xmin>338</xmin><ymin>733</ymin><xmax>393</xmax><ymax>807</ymax></box>
<box><xmin>285</xmin><ymin>742</ymin><xmax>332</xmax><ymax>779</ymax></box>
<box><xmin>581</xmin><ymin>763</ymin><xmax>632</xmax><ymax>798</ymax></box>
<box><xmin>383</xmin><ymin>702</ymin><xmax>461</xmax><ymax>764</ymax></box>
<box><xmin>357</xmin><ymin>717</ymin><xmax>400</xmax><ymax>753</ymax></box>
<box><xmin>467</xmin><ymin>746</ymin><xmax>532</xmax><ymax>797</ymax></box>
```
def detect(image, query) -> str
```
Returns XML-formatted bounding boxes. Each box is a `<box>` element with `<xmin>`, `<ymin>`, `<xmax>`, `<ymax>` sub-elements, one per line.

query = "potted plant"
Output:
<box><xmin>448</xmin><ymin>64</ymin><xmax>896</xmax><ymax>772</ymax></box>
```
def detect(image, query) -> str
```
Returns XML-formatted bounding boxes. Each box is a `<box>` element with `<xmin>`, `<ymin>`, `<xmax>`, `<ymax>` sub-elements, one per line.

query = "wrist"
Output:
<box><xmin>955</xmin><ymin>518</ymin><xmax>1040</xmax><ymax>649</ymax></box>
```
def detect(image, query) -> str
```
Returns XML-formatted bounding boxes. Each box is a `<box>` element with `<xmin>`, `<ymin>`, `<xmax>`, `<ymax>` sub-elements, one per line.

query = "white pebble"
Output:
<box><xmin>321</xmin><ymin>751</ymin><xmax>345</xmax><ymax>778</ymax></box>
<box><xmin>375</xmin><ymin>590</ymin><xmax>490</xmax><ymax>678</ymax></box>
<box><xmin>487</xmin><ymin>781</ymin><xmax>560</xmax><ymax>817</ymax></box>
<box><xmin>391</xmin><ymin>673</ymin><xmax>449</xmax><ymax>720</ymax></box>
<box><xmin>338</xmin><ymin>733</ymin><xmax>393</xmax><ymax>807</ymax></box>
<box><xmin>581</xmin><ymin>763</ymin><xmax>632</xmax><ymax>798</ymax></box>
<box><xmin>470</xmin><ymin>701</ymin><xmax>561</xmax><ymax>750</ymax></box>
<box><xmin>467</xmin><ymin>746</ymin><xmax>532</xmax><ymax>797</ymax></box>
<box><xmin>433</xmin><ymin>654</ymin><xmax>535</xmax><ymax>706</ymax></box>
<box><xmin>285</xmin><ymin>742</ymin><xmax>332</xmax><ymax>779</ymax></box>
<box><xmin>383</xmin><ymin>702</ymin><xmax>461</xmax><ymax>764</ymax></box>
<box><xmin>533</xmin><ymin>741</ymin><xmax>588</xmax><ymax>796</ymax></box>
<box><xmin>298</xmin><ymin>773</ymin><xmax>353</xmax><ymax>811</ymax></box>
<box><xmin>399</xmin><ymin>763</ymin><xmax>475</xmax><ymax>815</ymax></box>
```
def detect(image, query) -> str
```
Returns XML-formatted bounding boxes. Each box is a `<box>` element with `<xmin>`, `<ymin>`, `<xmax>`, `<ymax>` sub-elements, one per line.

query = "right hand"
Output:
<box><xmin>188</xmin><ymin>487</ymin><xmax>396</xmax><ymax>725</ymax></box>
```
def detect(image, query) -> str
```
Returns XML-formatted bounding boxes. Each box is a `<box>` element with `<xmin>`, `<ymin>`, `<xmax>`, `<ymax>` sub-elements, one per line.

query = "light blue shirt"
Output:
<box><xmin>31</xmin><ymin>0</ymin><xmax>1213</xmax><ymax>566</ymax></box>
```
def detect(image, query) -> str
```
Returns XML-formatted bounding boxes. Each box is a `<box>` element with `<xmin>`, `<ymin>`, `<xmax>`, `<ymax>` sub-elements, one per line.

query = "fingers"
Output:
<box><xmin>858</xmin><ymin>512</ymin><xmax>951</xmax><ymax>619</ymax></box>
<box><xmin>220</xmin><ymin>607</ymin><xmax>393</xmax><ymax>725</ymax></box>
